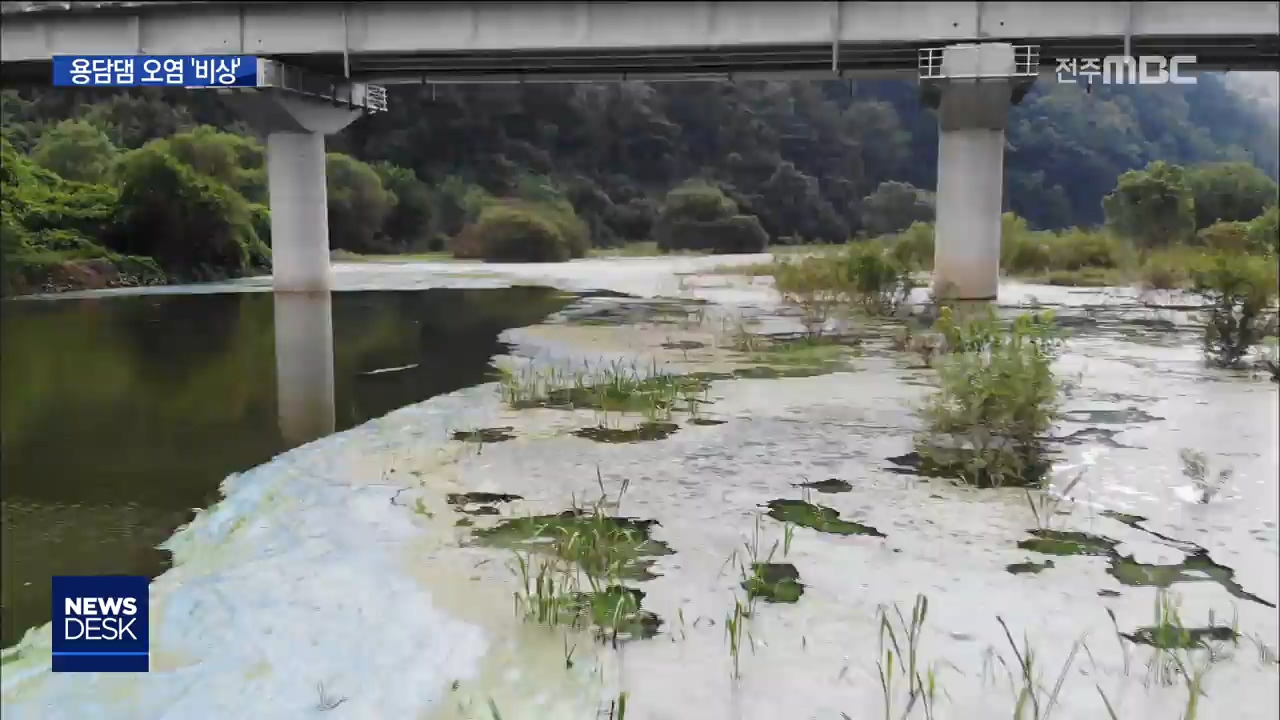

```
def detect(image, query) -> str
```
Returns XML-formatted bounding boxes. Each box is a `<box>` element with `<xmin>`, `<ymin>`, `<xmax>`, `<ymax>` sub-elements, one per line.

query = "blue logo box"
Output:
<box><xmin>52</xmin><ymin>55</ymin><xmax>259</xmax><ymax>88</ymax></box>
<box><xmin>52</xmin><ymin>576</ymin><xmax>149</xmax><ymax>673</ymax></box>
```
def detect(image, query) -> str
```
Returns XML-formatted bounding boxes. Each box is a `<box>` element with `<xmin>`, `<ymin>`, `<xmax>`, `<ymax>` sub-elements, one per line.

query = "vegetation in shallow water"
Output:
<box><xmin>764</xmin><ymin>499</ymin><xmax>885</xmax><ymax>537</ymax></box>
<box><xmin>451</xmin><ymin>427</ymin><xmax>516</xmax><ymax>443</ymax></box>
<box><xmin>1187</xmin><ymin>253</ymin><xmax>1278</xmax><ymax>368</ymax></box>
<box><xmin>742</xmin><ymin>334</ymin><xmax>860</xmax><ymax>370</ymax></box>
<box><xmin>1016</xmin><ymin>529</ymin><xmax>1119</xmax><ymax>557</ymax></box>
<box><xmin>497</xmin><ymin>362</ymin><xmax>709</xmax><ymax>421</ymax></box>
<box><xmin>512</xmin><ymin>553</ymin><xmax>662</xmax><ymax>643</ymax></box>
<box><xmin>1006</xmin><ymin>559</ymin><xmax>1056</xmax><ymax>575</ymax></box>
<box><xmin>794</xmin><ymin>478</ymin><xmax>852</xmax><ymax>494</ymax></box>
<box><xmin>914</xmin><ymin>307</ymin><xmax>1065</xmax><ymax>488</ymax></box>
<box><xmin>475</xmin><ymin>509</ymin><xmax>674</xmax><ymax>581</ymax></box>
<box><xmin>1017</xmin><ymin>525</ymin><xmax>1276</xmax><ymax>608</ymax></box>
<box><xmin>572</xmin><ymin>421</ymin><xmax>680</xmax><ymax>444</ymax></box>
<box><xmin>741</xmin><ymin>562</ymin><xmax>804</xmax><ymax>603</ymax></box>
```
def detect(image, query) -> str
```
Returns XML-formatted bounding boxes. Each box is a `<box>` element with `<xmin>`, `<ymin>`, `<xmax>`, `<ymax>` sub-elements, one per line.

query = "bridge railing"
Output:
<box><xmin>918</xmin><ymin>44</ymin><xmax>1041</xmax><ymax>80</ymax></box>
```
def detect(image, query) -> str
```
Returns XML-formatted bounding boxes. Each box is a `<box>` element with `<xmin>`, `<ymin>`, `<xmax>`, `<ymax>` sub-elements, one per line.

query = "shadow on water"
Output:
<box><xmin>0</xmin><ymin>286</ymin><xmax>573</xmax><ymax>647</ymax></box>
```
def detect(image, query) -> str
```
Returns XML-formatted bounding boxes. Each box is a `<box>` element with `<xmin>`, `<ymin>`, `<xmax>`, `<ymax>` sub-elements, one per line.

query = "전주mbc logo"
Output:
<box><xmin>52</xmin><ymin>576</ymin><xmax>149</xmax><ymax>672</ymax></box>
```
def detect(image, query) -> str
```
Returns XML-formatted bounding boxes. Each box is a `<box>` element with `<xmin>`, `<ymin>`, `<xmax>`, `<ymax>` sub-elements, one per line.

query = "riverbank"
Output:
<box><xmin>2</xmin><ymin>259</ymin><xmax>1277</xmax><ymax>720</ymax></box>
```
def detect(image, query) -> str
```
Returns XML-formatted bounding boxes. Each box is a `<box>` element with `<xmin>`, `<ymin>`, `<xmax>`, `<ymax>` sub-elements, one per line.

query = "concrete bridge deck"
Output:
<box><xmin>2</xmin><ymin>2</ymin><xmax>1278</xmax><ymax>84</ymax></box>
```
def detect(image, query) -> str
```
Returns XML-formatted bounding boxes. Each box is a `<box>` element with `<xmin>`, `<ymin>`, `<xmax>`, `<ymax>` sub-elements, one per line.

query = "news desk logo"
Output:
<box><xmin>1056</xmin><ymin>56</ymin><xmax>1198</xmax><ymax>86</ymax></box>
<box><xmin>52</xmin><ymin>55</ymin><xmax>259</xmax><ymax>88</ymax></box>
<box><xmin>52</xmin><ymin>576</ymin><xmax>149</xmax><ymax>672</ymax></box>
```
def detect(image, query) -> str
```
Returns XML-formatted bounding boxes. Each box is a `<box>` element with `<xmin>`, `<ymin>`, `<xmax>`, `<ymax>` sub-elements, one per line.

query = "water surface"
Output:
<box><xmin>0</xmin><ymin>287</ymin><xmax>572</xmax><ymax>647</ymax></box>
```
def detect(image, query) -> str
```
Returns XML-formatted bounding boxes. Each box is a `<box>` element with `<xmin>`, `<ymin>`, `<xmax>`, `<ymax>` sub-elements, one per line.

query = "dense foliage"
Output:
<box><xmin>1</xmin><ymin>72</ymin><xmax>1277</xmax><ymax>293</ymax></box>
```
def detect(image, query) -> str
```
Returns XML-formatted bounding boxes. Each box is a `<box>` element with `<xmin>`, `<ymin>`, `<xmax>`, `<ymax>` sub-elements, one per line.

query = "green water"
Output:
<box><xmin>0</xmin><ymin>287</ymin><xmax>572</xmax><ymax>647</ymax></box>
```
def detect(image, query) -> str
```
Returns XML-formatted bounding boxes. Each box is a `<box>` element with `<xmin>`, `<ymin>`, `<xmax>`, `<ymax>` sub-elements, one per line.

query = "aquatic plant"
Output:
<box><xmin>765</xmin><ymin>498</ymin><xmax>886</xmax><ymax>537</ymax></box>
<box><xmin>842</xmin><ymin>242</ymin><xmax>917</xmax><ymax>316</ymax></box>
<box><xmin>1178</xmin><ymin>448</ymin><xmax>1233</xmax><ymax>504</ymax></box>
<box><xmin>1128</xmin><ymin>591</ymin><xmax>1236</xmax><ymax>718</ymax></box>
<box><xmin>722</xmin><ymin>514</ymin><xmax>781</xmax><ymax>679</ymax></box>
<box><xmin>497</xmin><ymin>360</ymin><xmax>709</xmax><ymax>422</ymax></box>
<box><xmin>771</xmin><ymin>253</ymin><xmax>852</xmax><ymax>335</ymax></box>
<box><xmin>877</xmin><ymin>594</ymin><xmax>941</xmax><ymax>720</ymax></box>
<box><xmin>996</xmin><ymin>617</ymin><xmax>1080</xmax><ymax>720</ymax></box>
<box><xmin>1188</xmin><ymin>252</ymin><xmax>1278</xmax><ymax>368</ymax></box>
<box><xmin>768</xmin><ymin>244</ymin><xmax>915</xmax><ymax>333</ymax></box>
<box><xmin>479</xmin><ymin>499</ymin><xmax>673</xmax><ymax>581</ymax></box>
<box><xmin>1022</xmin><ymin>472</ymin><xmax>1084</xmax><ymax>530</ymax></box>
<box><xmin>914</xmin><ymin>307</ymin><xmax>1064</xmax><ymax>488</ymax></box>
<box><xmin>502</xmin><ymin>478</ymin><xmax>666</xmax><ymax>643</ymax></box>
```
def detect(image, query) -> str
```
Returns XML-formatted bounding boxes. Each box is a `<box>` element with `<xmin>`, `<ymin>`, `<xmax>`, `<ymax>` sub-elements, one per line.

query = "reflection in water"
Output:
<box><xmin>0</xmin><ymin>287</ymin><xmax>572</xmax><ymax>647</ymax></box>
<box><xmin>274</xmin><ymin>292</ymin><xmax>336</xmax><ymax>446</ymax></box>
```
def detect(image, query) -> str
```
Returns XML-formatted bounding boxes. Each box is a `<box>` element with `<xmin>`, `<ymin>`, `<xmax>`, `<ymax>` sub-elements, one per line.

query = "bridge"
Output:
<box><xmin>3</xmin><ymin>1</ymin><xmax>1279</xmax><ymax>300</ymax></box>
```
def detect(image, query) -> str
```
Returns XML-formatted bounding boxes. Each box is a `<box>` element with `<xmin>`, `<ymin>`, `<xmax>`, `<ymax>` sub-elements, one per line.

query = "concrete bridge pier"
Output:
<box><xmin>222</xmin><ymin>91</ymin><xmax>363</xmax><ymax>293</ymax></box>
<box><xmin>273</xmin><ymin>291</ymin><xmax>336</xmax><ymax>446</ymax></box>
<box><xmin>921</xmin><ymin>43</ymin><xmax>1036</xmax><ymax>302</ymax></box>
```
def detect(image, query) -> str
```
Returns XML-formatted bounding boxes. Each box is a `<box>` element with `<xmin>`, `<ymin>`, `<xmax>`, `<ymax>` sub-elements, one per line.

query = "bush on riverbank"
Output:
<box><xmin>654</xmin><ymin>182</ymin><xmax>770</xmax><ymax>254</ymax></box>
<box><xmin>106</xmin><ymin>144</ymin><xmax>270</xmax><ymax>281</ymax></box>
<box><xmin>450</xmin><ymin>199</ymin><xmax>589</xmax><ymax>262</ymax></box>
<box><xmin>1</xmin><ymin>137</ymin><xmax>166</xmax><ymax>295</ymax></box>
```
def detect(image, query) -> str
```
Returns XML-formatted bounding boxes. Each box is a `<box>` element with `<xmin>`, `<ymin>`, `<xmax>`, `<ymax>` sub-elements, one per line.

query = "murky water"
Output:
<box><xmin>0</xmin><ymin>287</ymin><xmax>574</xmax><ymax>647</ymax></box>
<box><xmin>1</xmin><ymin>259</ymin><xmax>1276</xmax><ymax>720</ymax></box>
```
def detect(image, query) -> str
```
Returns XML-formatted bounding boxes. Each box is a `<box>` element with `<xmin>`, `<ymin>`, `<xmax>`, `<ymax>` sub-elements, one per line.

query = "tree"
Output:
<box><xmin>1246</xmin><ymin>205</ymin><xmax>1279</xmax><ymax>256</ymax></box>
<box><xmin>107</xmin><ymin>144</ymin><xmax>267</xmax><ymax>280</ymax></box>
<box><xmin>1102</xmin><ymin>161</ymin><xmax>1197</xmax><ymax>249</ymax></box>
<box><xmin>655</xmin><ymin>181</ymin><xmax>769</xmax><ymax>254</ymax></box>
<box><xmin>325</xmin><ymin>153</ymin><xmax>395</xmax><ymax>253</ymax></box>
<box><xmin>155</xmin><ymin>126</ymin><xmax>266</xmax><ymax>203</ymax></box>
<box><xmin>1186</xmin><ymin>161</ymin><xmax>1278</xmax><ymax>230</ymax></box>
<box><xmin>373</xmin><ymin>162</ymin><xmax>434</xmax><ymax>250</ymax></box>
<box><xmin>451</xmin><ymin>199</ymin><xmax>587</xmax><ymax>262</ymax></box>
<box><xmin>30</xmin><ymin>119</ymin><xmax>118</xmax><ymax>184</ymax></box>
<box><xmin>756</xmin><ymin>162</ymin><xmax>849</xmax><ymax>243</ymax></box>
<box><xmin>861</xmin><ymin>181</ymin><xmax>935</xmax><ymax>237</ymax></box>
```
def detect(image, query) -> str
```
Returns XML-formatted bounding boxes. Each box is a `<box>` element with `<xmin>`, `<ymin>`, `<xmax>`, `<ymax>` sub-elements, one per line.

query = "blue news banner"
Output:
<box><xmin>52</xmin><ymin>576</ymin><xmax>150</xmax><ymax>672</ymax></box>
<box><xmin>52</xmin><ymin>55</ymin><xmax>259</xmax><ymax>88</ymax></box>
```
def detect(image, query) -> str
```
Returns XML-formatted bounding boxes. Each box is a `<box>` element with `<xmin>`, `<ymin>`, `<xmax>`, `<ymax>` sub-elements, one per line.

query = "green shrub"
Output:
<box><xmin>886</xmin><ymin>221</ymin><xmax>935</xmax><ymax>270</ymax></box>
<box><xmin>1048</xmin><ymin>229</ymin><xmax>1125</xmax><ymax>270</ymax></box>
<box><xmin>916</xmin><ymin>307</ymin><xmax>1064</xmax><ymax>488</ymax></box>
<box><xmin>843</xmin><ymin>243</ymin><xmax>916</xmax><ymax>315</ymax></box>
<box><xmin>1188</xmin><ymin>253</ymin><xmax>1279</xmax><ymax>367</ymax></box>
<box><xmin>248</xmin><ymin>203</ymin><xmax>271</xmax><ymax>248</ymax></box>
<box><xmin>533</xmin><ymin>199</ymin><xmax>590</xmax><ymax>258</ymax></box>
<box><xmin>655</xmin><ymin>181</ymin><xmax>769</xmax><ymax>254</ymax></box>
<box><xmin>374</xmin><ymin>162</ymin><xmax>434</xmax><ymax>250</ymax></box>
<box><xmin>1194</xmin><ymin>221</ymin><xmax>1253</xmax><ymax>254</ymax></box>
<box><xmin>772</xmin><ymin>254</ymin><xmax>850</xmax><ymax>335</ymax></box>
<box><xmin>1245</xmin><ymin>206</ymin><xmax>1278</xmax><ymax>256</ymax></box>
<box><xmin>158</xmin><ymin>126</ymin><xmax>266</xmax><ymax>198</ymax></box>
<box><xmin>861</xmin><ymin>181</ymin><xmax>935</xmax><ymax>237</ymax></box>
<box><xmin>452</xmin><ymin>199</ymin><xmax>587</xmax><ymax>263</ymax></box>
<box><xmin>30</xmin><ymin>119</ymin><xmax>118</xmax><ymax>185</ymax></box>
<box><xmin>1002</xmin><ymin>230</ymin><xmax>1053</xmax><ymax>275</ymax></box>
<box><xmin>1103</xmin><ymin>161</ymin><xmax>1197</xmax><ymax>249</ymax></box>
<box><xmin>107</xmin><ymin>144</ymin><xmax>263</xmax><ymax>280</ymax></box>
<box><xmin>326</xmin><ymin>153</ymin><xmax>395</xmax><ymax>253</ymax></box>
<box><xmin>607</xmin><ymin>198</ymin><xmax>658</xmax><ymax>242</ymax></box>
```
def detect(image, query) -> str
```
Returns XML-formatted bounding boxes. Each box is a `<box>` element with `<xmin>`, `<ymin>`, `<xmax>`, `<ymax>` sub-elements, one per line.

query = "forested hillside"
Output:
<box><xmin>2</xmin><ymin>73</ymin><xmax>1276</xmax><ymax>293</ymax></box>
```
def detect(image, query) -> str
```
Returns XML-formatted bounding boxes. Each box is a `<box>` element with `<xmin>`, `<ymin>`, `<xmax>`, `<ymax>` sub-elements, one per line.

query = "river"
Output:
<box><xmin>1</xmin><ymin>256</ymin><xmax>1276</xmax><ymax>720</ymax></box>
